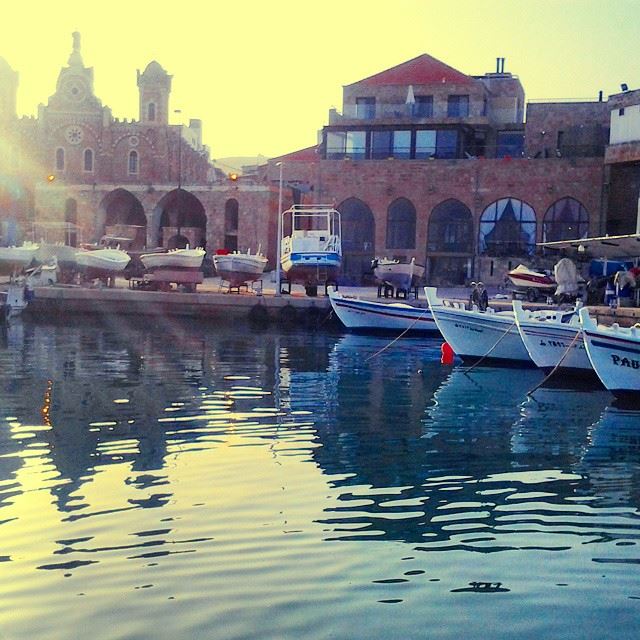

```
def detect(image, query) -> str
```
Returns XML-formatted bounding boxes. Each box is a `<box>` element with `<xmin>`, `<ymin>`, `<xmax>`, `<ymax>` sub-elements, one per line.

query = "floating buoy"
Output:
<box><xmin>441</xmin><ymin>342</ymin><xmax>455</xmax><ymax>365</ymax></box>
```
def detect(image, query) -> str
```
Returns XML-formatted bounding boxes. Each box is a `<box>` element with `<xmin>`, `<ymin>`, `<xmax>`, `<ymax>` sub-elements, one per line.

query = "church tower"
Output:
<box><xmin>137</xmin><ymin>61</ymin><xmax>172</xmax><ymax>125</ymax></box>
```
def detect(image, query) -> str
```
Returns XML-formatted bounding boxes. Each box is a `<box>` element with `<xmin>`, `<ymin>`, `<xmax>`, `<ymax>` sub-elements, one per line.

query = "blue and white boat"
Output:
<box><xmin>280</xmin><ymin>204</ymin><xmax>341</xmax><ymax>294</ymax></box>
<box><xmin>328</xmin><ymin>289</ymin><xmax>438</xmax><ymax>333</ymax></box>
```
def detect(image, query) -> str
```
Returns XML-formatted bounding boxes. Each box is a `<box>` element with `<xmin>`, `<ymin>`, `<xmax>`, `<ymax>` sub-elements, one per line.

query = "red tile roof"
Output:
<box><xmin>271</xmin><ymin>145</ymin><xmax>320</xmax><ymax>163</ymax></box>
<box><xmin>347</xmin><ymin>54</ymin><xmax>475</xmax><ymax>87</ymax></box>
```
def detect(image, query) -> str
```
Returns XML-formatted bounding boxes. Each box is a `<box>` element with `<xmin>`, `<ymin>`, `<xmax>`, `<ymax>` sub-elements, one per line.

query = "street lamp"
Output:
<box><xmin>174</xmin><ymin>109</ymin><xmax>184</xmax><ymax>247</ymax></box>
<box><xmin>275</xmin><ymin>161</ymin><xmax>284</xmax><ymax>297</ymax></box>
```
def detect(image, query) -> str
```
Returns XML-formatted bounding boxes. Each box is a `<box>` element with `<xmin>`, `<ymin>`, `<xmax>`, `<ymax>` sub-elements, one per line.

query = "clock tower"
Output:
<box><xmin>137</xmin><ymin>60</ymin><xmax>172</xmax><ymax>126</ymax></box>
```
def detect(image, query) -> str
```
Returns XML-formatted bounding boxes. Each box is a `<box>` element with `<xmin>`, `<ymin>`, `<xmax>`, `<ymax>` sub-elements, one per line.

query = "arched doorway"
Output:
<box><xmin>479</xmin><ymin>198</ymin><xmax>536</xmax><ymax>257</ymax></box>
<box><xmin>154</xmin><ymin>189</ymin><xmax>206</xmax><ymax>249</ymax></box>
<box><xmin>427</xmin><ymin>199</ymin><xmax>473</xmax><ymax>285</ymax></box>
<box><xmin>337</xmin><ymin>197</ymin><xmax>375</xmax><ymax>285</ymax></box>
<box><xmin>97</xmin><ymin>189</ymin><xmax>146</xmax><ymax>249</ymax></box>
<box><xmin>224</xmin><ymin>199</ymin><xmax>239</xmax><ymax>252</ymax></box>
<box><xmin>386</xmin><ymin>198</ymin><xmax>416</xmax><ymax>251</ymax></box>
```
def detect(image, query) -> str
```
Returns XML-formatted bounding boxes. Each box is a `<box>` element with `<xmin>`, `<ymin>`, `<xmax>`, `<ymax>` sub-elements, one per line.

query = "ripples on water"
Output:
<box><xmin>0</xmin><ymin>317</ymin><xmax>639</xmax><ymax>639</ymax></box>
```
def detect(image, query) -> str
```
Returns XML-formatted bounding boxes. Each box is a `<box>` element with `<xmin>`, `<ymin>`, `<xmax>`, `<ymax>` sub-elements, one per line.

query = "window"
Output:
<box><xmin>619</xmin><ymin>108</ymin><xmax>625</xmax><ymax>116</ymax></box>
<box><xmin>414</xmin><ymin>96</ymin><xmax>433</xmax><ymax>118</ymax></box>
<box><xmin>496</xmin><ymin>132</ymin><xmax>524</xmax><ymax>158</ymax></box>
<box><xmin>148</xmin><ymin>102</ymin><xmax>156</xmax><ymax>121</ymax></box>
<box><xmin>55</xmin><ymin>147</ymin><xmax>65</xmax><ymax>171</ymax></box>
<box><xmin>428</xmin><ymin>200</ymin><xmax>473</xmax><ymax>253</ymax></box>
<box><xmin>415</xmin><ymin>130</ymin><xmax>436</xmax><ymax>159</ymax></box>
<box><xmin>436</xmin><ymin>130</ymin><xmax>458</xmax><ymax>158</ymax></box>
<box><xmin>392</xmin><ymin>130</ymin><xmax>411</xmax><ymax>159</ymax></box>
<box><xmin>326</xmin><ymin>131</ymin><xmax>347</xmax><ymax>159</ymax></box>
<box><xmin>371</xmin><ymin>130</ymin><xmax>392</xmax><ymax>159</ymax></box>
<box><xmin>386</xmin><ymin>198</ymin><xmax>416</xmax><ymax>249</ymax></box>
<box><xmin>356</xmin><ymin>97</ymin><xmax>376</xmax><ymax>120</ymax></box>
<box><xmin>479</xmin><ymin>198</ymin><xmax>536</xmax><ymax>256</ymax></box>
<box><xmin>447</xmin><ymin>95</ymin><xmax>469</xmax><ymax>117</ymax></box>
<box><xmin>83</xmin><ymin>148</ymin><xmax>94</xmax><ymax>172</ymax></box>
<box><xmin>346</xmin><ymin>131</ymin><xmax>366</xmax><ymax>159</ymax></box>
<box><xmin>543</xmin><ymin>197</ymin><xmax>589</xmax><ymax>243</ymax></box>
<box><xmin>128</xmin><ymin>150</ymin><xmax>139</xmax><ymax>174</ymax></box>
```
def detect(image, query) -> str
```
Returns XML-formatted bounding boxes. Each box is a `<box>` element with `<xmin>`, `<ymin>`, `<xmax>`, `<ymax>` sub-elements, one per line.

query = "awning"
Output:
<box><xmin>538</xmin><ymin>233</ymin><xmax>640</xmax><ymax>259</ymax></box>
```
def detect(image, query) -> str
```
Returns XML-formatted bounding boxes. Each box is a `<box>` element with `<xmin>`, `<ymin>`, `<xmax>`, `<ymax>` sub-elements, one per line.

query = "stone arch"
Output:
<box><xmin>479</xmin><ymin>197</ymin><xmax>536</xmax><ymax>256</ymax></box>
<box><xmin>96</xmin><ymin>188</ymin><xmax>146</xmax><ymax>247</ymax></box>
<box><xmin>386</xmin><ymin>197</ymin><xmax>416</xmax><ymax>249</ymax></box>
<box><xmin>426</xmin><ymin>199</ymin><xmax>474</xmax><ymax>285</ymax></box>
<box><xmin>543</xmin><ymin>197</ymin><xmax>589</xmax><ymax>243</ymax></box>
<box><xmin>152</xmin><ymin>188</ymin><xmax>206</xmax><ymax>249</ymax></box>
<box><xmin>337</xmin><ymin>197</ymin><xmax>375</xmax><ymax>285</ymax></box>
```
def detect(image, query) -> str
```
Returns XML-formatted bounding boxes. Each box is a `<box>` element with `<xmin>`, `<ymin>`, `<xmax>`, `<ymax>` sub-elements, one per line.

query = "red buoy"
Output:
<box><xmin>440</xmin><ymin>342</ymin><xmax>455</xmax><ymax>365</ymax></box>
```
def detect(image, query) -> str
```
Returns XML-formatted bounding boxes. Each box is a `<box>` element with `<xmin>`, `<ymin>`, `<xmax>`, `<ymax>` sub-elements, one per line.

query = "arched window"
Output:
<box><xmin>224</xmin><ymin>199</ymin><xmax>239</xmax><ymax>252</ymax></box>
<box><xmin>386</xmin><ymin>198</ymin><xmax>416</xmax><ymax>249</ymax></box>
<box><xmin>83</xmin><ymin>148</ymin><xmax>94</xmax><ymax>172</ymax></box>
<box><xmin>428</xmin><ymin>200</ymin><xmax>473</xmax><ymax>253</ymax></box>
<box><xmin>479</xmin><ymin>198</ymin><xmax>536</xmax><ymax>256</ymax></box>
<box><xmin>128</xmin><ymin>150</ymin><xmax>139</xmax><ymax>175</ymax></box>
<box><xmin>147</xmin><ymin>102</ymin><xmax>156</xmax><ymax>122</ymax></box>
<box><xmin>55</xmin><ymin>147</ymin><xmax>65</xmax><ymax>171</ymax></box>
<box><xmin>543</xmin><ymin>197</ymin><xmax>589</xmax><ymax>242</ymax></box>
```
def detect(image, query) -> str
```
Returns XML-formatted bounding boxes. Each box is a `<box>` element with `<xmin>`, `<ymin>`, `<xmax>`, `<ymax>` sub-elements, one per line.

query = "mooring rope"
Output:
<box><xmin>526</xmin><ymin>328</ymin><xmax>582</xmax><ymax>397</ymax></box>
<box><xmin>463</xmin><ymin>318</ymin><xmax>517</xmax><ymax>375</ymax></box>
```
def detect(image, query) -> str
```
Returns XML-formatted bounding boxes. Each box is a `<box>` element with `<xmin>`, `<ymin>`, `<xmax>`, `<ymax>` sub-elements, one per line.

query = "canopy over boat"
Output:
<box><xmin>538</xmin><ymin>233</ymin><xmax>640</xmax><ymax>259</ymax></box>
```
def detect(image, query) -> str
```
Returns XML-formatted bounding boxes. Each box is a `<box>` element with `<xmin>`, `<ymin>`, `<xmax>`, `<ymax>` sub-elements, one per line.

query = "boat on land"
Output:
<box><xmin>0</xmin><ymin>242</ymin><xmax>39</xmax><ymax>276</ymax></box>
<box><xmin>372</xmin><ymin>257</ymin><xmax>425</xmax><ymax>292</ymax></box>
<box><xmin>213</xmin><ymin>249</ymin><xmax>268</xmax><ymax>288</ymax></box>
<box><xmin>507</xmin><ymin>264</ymin><xmax>555</xmax><ymax>301</ymax></box>
<box><xmin>35</xmin><ymin>242</ymin><xmax>77</xmax><ymax>274</ymax></box>
<box><xmin>512</xmin><ymin>299</ymin><xmax>594</xmax><ymax>375</ymax></box>
<box><xmin>280</xmin><ymin>204</ymin><xmax>342</xmax><ymax>295</ymax></box>
<box><xmin>424</xmin><ymin>286</ymin><xmax>533</xmax><ymax>365</ymax></box>
<box><xmin>579</xmin><ymin>307</ymin><xmax>640</xmax><ymax>400</ymax></box>
<box><xmin>75</xmin><ymin>247</ymin><xmax>131</xmax><ymax>277</ymax></box>
<box><xmin>328</xmin><ymin>289</ymin><xmax>438</xmax><ymax>333</ymax></box>
<box><xmin>139</xmin><ymin>247</ymin><xmax>206</xmax><ymax>271</ymax></box>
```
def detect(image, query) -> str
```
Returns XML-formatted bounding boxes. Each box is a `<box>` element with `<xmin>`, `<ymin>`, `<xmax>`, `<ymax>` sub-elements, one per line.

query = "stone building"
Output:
<box><xmin>0</xmin><ymin>33</ymin><xmax>276</xmax><ymax>260</ymax></box>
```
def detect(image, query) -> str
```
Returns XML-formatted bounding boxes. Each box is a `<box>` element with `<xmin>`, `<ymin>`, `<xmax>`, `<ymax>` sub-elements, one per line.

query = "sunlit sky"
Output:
<box><xmin>1</xmin><ymin>0</ymin><xmax>638</xmax><ymax>163</ymax></box>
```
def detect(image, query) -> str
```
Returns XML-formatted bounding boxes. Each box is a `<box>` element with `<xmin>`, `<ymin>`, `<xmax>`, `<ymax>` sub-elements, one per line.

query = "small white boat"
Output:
<box><xmin>328</xmin><ymin>289</ymin><xmax>438</xmax><ymax>333</ymax></box>
<box><xmin>213</xmin><ymin>250</ymin><xmax>268</xmax><ymax>288</ymax></box>
<box><xmin>579</xmin><ymin>307</ymin><xmax>640</xmax><ymax>400</ymax></box>
<box><xmin>424</xmin><ymin>286</ymin><xmax>533</xmax><ymax>365</ymax></box>
<box><xmin>1</xmin><ymin>280</ymin><xmax>31</xmax><ymax>321</ymax></box>
<box><xmin>512</xmin><ymin>300</ymin><xmax>593</xmax><ymax>375</ymax></box>
<box><xmin>372</xmin><ymin>257</ymin><xmax>425</xmax><ymax>291</ymax></box>
<box><xmin>507</xmin><ymin>264</ymin><xmax>555</xmax><ymax>290</ymax></box>
<box><xmin>0</xmin><ymin>242</ymin><xmax>39</xmax><ymax>275</ymax></box>
<box><xmin>35</xmin><ymin>242</ymin><xmax>78</xmax><ymax>273</ymax></box>
<box><xmin>75</xmin><ymin>247</ymin><xmax>131</xmax><ymax>275</ymax></box>
<box><xmin>280</xmin><ymin>205</ymin><xmax>341</xmax><ymax>293</ymax></box>
<box><xmin>140</xmin><ymin>247</ymin><xmax>205</xmax><ymax>271</ymax></box>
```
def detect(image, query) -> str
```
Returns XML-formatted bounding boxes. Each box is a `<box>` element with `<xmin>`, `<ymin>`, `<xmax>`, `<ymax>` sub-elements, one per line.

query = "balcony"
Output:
<box><xmin>329</xmin><ymin>102</ymin><xmax>489</xmax><ymax>125</ymax></box>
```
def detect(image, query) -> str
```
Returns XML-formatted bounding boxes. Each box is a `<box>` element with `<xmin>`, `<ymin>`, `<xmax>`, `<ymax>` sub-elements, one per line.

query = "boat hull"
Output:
<box><xmin>580</xmin><ymin>308</ymin><xmax>640</xmax><ymax>397</ymax></box>
<box><xmin>140</xmin><ymin>249</ymin><xmax>205</xmax><ymax>271</ymax></box>
<box><xmin>0</xmin><ymin>244</ymin><xmax>39</xmax><ymax>275</ymax></box>
<box><xmin>75</xmin><ymin>249</ymin><xmax>131</xmax><ymax>275</ymax></box>
<box><xmin>329</xmin><ymin>291</ymin><xmax>438</xmax><ymax>333</ymax></box>
<box><xmin>281</xmin><ymin>253</ymin><xmax>341</xmax><ymax>286</ymax></box>
<box><xmin>425</xmin><ymin>286</ymin><xmax>533</xmax><ymax>364</ymax></box>
<box><xmin>213</xmin><ymin>254</ymin><xmax>267</xmax><ymax>287</ymax></box>
<box><xmin>373</xmin><ymin>261</ymin><xmax>424</xmax><ymax>291</ymax></box>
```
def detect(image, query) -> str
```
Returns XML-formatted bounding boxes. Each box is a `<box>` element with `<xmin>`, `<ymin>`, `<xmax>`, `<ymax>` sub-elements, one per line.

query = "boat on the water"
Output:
<box><xmin>139</xmin><ymin>247</ymin><xmax>206</xmax><ymax>271</ymax></box>
<box><xmin>280</xmin><ymin>204</ymin><xmax>341</xmax><ymax>295</ymax></box>
<box><xmin>75</xmin><ymin>247</ymin><xmax>131</xmax><ymax>277</ymax></box>
<box><xmin>213</xmin><ymin>249</ymin><xmax>267</xmax><ymax>288</ymax></box>
<box><xmin>0</xmin><ymin>280</ymin><xmax>31</xmax><ymax>321</ymax></box>
<box><xmin>0</xmin><ymin>242</ymin><xmax>39</xmax><ymax>276</ymax></box>
<box><xmin>372</xmin><ymin>257</ymin><xmax>425</xmax><ymax>292</ymax></box>
<box><xmin>328</xmin><ymin>289</ymin><xmax>438</xmax><ymax>333</ymax></box>
<box><xmin>512</xmin><ymin>299</ymin><xmax>593</xmax><ymax>375</ymax></box>
<box><xmin>579</xmin><ymin>307</ymin><xmax>640</xmax><ymax>400</ymax></box>
<box><xmin>424</xmin><ymin>286</ymin><xmax>533</xmax><ymax>365</ymax></box>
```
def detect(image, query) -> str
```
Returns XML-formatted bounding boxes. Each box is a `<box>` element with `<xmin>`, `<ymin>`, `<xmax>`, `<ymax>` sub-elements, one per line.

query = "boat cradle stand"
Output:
<box><xmin>377</xmin><ymin>284</ymin><xmax>420</xmax><ymax>300</ymax></box>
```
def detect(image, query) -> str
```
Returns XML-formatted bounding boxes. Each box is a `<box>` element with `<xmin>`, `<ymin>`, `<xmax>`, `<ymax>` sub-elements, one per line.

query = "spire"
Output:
<box><xmin>67</xmin><ymin>31</ymin><xmax>83</xmax><ymax>67</ymax></box>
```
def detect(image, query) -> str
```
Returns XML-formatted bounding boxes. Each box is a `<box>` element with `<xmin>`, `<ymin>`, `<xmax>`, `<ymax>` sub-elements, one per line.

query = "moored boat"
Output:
<box><xmin>139</xmin><ymin>247</ymin><xmax>205</xmax><ymax>271</ymax></box>
<box><xmin>0</xmin><ymin>242</ymin><xmax>39</xmax><ymax>276</ymax></box>
<box><xmin>424</xmin><ymin>286</ymin><xmax>533</xmax><ymax>365</ymax></box>
<box><xmin>328</xmin><ymin>289</ymin><xmax>438</xmax><ymax>333</ymax></box>
<box><xmin>579</xmin><ymin>307</ymin><xmax>640</xmax><ymax>400</ymax></box>
<box><xmin>280</xmin><ymin>204</ymin><xmax>341</xmax><ymax>295</ymax></box>
<box><xmin>0</xmin><ymin>280</ymin><xmax>31</xmax><ymax>321</ymax></box>
<box><xmin>512</xmin><ymin>300</ymin><xmax>593</xmax><ymax>375</ymax></box>
<box><xmin>213</xmin><ymin>249</ymin><xmax>268</xmax><ymax>288</ymax></box>
<box><xmin>372</xmin><ymin>257</ymin><xmax>425</xmax><ymax>292</ymax></box>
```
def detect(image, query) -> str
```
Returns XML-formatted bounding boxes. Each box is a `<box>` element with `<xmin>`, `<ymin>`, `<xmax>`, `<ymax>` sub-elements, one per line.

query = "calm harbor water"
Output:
<box><xmin>1</xmin><ymin>316</ymin><xmax>639</xmax><ymax>640</ymax></box>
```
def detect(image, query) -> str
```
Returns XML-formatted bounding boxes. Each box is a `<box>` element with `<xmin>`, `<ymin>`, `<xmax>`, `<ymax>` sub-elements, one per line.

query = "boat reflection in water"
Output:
<box><xmin>2</xmin><ymin>321</ymin><xmax>640</xmax><ymax>640</ymax></box>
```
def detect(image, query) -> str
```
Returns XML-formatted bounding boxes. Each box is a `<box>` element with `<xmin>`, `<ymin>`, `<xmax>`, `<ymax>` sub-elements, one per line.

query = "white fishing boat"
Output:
<box><xmin>0</xmin><ymin>242</ymin><xmax>39</xmax><ymax>275</ymax></box>
<box><xmin>512</xmin><ymin>300</ymin><xmax>593</xmax><ymax>375</ymax></box>
<box><xmin>372</xmin><ymin>257</ymin><xmax>425</xmax><ymax>291</ymax></box>
<box><xmin>35</xmin><ymin>242</ymin><xmax>78</xmax><ymax>273</ymax></box>
<box><xmin>280</xmin><ymin>204</ymin><xmax>341</xmax><ymax>295</ymax></box>
<box><xmin>579</xmin><ymin>307</ymin><xmax>640</xmax><ymax>400</ymax></box>
<box><xmin>139</xmin><ymin>247</ymin><xmax>205</xmax><ymax>271</ymax></box>
<box><xmin>328</xmin><ymin>289</ymin><xmax>438</xmax><ymax>333</ymax></box>
<box><xmin>213</xmin><ymin>249</ymin><xmax>268</xmax><ymax>288</ymax></box>
<box><xmin>424</xmin><ymin>286</ymin><xmax>533</xmax><ymax>365</ymax></box>
<box><xmin>75</xmin><ymin>247</ymin><xmax>131</xmax><ymax>275</ymax></box>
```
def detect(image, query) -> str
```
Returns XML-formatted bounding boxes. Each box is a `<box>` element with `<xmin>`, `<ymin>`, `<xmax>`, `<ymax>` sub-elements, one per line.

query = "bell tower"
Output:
<box><xmin>137</xmin><ymin>61</ymin><xmax>172</xmax><ymax>125</ymax></box>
